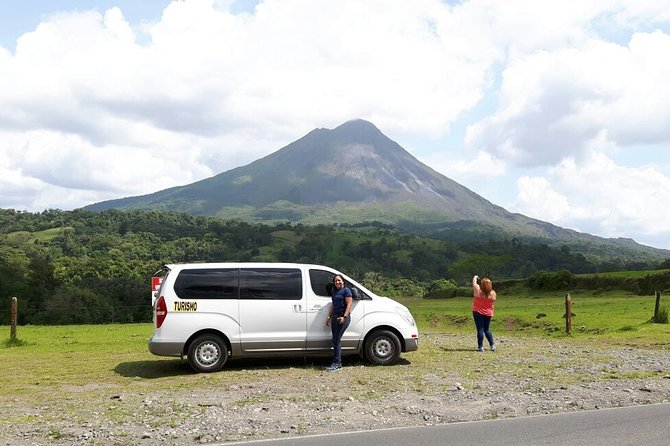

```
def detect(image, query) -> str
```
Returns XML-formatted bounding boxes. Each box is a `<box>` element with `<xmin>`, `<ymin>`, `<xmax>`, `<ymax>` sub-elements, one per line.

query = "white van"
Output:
<box><xmin>148</xmin><ymin>263</ymin><xmax>419</xmax><ymax>372</ymax></box>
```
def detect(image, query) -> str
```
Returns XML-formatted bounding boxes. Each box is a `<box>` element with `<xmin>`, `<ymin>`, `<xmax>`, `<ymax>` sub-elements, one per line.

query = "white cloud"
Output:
<box><xmin>428</xmin><ymin>151</ymin><xmax>506</xmax><ymax>180</ymax></box>
<box><xmin>0</xmin><ymin>0</ymin><xmax>670</xmax><ymax>250</ymax></box>
<box><xmin>512</xmin><ymin>152</ymin><xmax>670</xmax><ymax>247</ymax></box>
<box><xmin>0</xmin><ymin>0</ymin><xmax>506</xmax><ymax>212</ymax></box>
<box><xmin>514</xmin><ymin>176</ymin><xmax>571</xmax><ymax>223</ymax></box>
<box><xmin>0</xmin><ymin>164</ymin><xmax>44</xmax><ymax>209</ymax></box>
<box><xmin>466</xmin><ymin>30</ymin><xmax>670</xmax><ymax>167</ymax></box>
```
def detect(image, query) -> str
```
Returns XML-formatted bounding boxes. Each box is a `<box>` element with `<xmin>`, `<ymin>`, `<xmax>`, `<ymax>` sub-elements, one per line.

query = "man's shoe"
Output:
<box><xmin>326</xmin><ymin>363</ymin><xmax>342</xmax><ymax>372</ymax></box>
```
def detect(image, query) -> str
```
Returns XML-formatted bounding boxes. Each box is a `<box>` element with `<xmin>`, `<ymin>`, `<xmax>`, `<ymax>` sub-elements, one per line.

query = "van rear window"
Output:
<box><xmin>174</xmin><ymin>268</ymin><xmax>238</xmax><ymax>299</ymax></box>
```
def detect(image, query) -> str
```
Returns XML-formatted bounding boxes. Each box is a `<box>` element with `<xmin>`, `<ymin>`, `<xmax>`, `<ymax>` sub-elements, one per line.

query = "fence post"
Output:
<box><xmin>10</xmin><ymin>297</ymin><xmax>17</xmax><ymax>340</ymax></box>
<box><xmin>654</xmin><ymin>290</ymin><xmax>661</xmax><ymax>321</ymax></box>
<box><xmin>565</xmin><ymin>293</ymin><xmax>572</xmax><ymax>335</ymax></box>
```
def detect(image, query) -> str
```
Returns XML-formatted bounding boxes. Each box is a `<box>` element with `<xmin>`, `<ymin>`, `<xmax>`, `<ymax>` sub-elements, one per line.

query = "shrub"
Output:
<box><xmin>34</xmin><ymin>285</ymin><xmax>115</xmax><ymax>324</ymax></box>
<box><xmin>528</xmin><ymin>270</ymin><xmax>573</xmax><ymax>291</ymax></box>
<box><xmin>652</xmin><ymin>306</ymin><xmax>668</xmax><ymax>324</ymax></box>
<box><xmin>424</xmin><ymin>286</ymin><xmax>471</xmax><ymax>299</ymax></box>
<box><xmin>389</xmin><ymin>278</ymin><xmax>425</xmax><ymax>297</ymax></box>
<box><xmin>3</xmin><ymin>337</ymin><xmax>28</xmax><ymax>347</ymax></box>
<box><xmin>427</xmin><ymin>279</ymin><xmax>457</xmax><ymax>293</ymax></box>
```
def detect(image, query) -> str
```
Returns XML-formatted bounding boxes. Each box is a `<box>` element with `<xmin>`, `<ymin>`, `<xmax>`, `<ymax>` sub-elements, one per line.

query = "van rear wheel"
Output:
<box><xmin>364</xmin><ymin>330</ymin><xmax>401</xmax><ymax>365</ymax></box>
<box><xmin>187</xmin><ymin>334</ymin><xmax>228</xmax><ymax>373</ymax></box>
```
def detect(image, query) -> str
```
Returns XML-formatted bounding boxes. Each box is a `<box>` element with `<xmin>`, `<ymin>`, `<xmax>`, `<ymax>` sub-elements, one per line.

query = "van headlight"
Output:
<box><xmin>395</xmin><ymin>306</ymin><xmax>415</xmax><ymax>326</ymax></box>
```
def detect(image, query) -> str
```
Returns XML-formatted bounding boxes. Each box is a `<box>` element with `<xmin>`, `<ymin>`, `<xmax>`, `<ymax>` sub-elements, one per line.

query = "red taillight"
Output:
<box><xmin>155</xmin><ymin>295</ymin><xmax>167</xmax><ymax>329</ymax></box>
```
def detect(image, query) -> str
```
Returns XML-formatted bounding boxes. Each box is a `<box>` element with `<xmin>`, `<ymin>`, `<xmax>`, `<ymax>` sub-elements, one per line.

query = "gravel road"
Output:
<box><xmin>2</xmin><ymin>333</ymin><xmax>669</xmax><ymax>445</ymax></box>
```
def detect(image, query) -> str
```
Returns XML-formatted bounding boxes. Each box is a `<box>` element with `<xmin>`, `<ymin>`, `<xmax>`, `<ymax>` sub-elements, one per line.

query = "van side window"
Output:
<box><xmin>174</xmin><ymin>268</ymin><xmax>238</xmax><ymax>299</ymax></box>
<box><xmin>239</xmin><ymin>268</ymin><xmax>302</xmax><ymax>300</ymax></box>
<box><xmin>309</xmin><ymin>269</ymin><xmax>370</xmax><ymax>299</ymax></box>
<box><xmin>309</xmin><ymin>269</ymin><xmax>334</xmax><ymax>297</ymax></box>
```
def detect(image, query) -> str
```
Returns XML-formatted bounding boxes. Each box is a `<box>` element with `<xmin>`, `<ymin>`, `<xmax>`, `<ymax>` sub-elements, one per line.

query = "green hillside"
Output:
<box><xmin>1</xmin><ymin>208</ymin><xmax>669</xmax><ymax>325</ymax></box>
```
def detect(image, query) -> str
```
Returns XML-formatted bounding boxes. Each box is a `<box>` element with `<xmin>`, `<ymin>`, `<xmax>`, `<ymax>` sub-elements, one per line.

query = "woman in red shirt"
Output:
<box><xmin>472</xmin><ymin>275</ymin><xmax>496</xmax><ymax>352</ymax></box>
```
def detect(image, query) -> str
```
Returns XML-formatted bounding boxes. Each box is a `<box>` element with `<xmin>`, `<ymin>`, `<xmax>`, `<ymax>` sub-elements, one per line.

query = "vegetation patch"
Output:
<box><xmin>502</xmin><ymin>317</ymin><xmax>534</xmax><ymax>332</ymax></box>
<box><xmin>651</xmin><ymin>306</ymin><xmax>669</xmax><ymax>324</ymax></box>
<box><xmin>425</xmin><ymin>313</ymin><xmax>470</xmax><ymax>328</ymax></box>
<box><xmin>617</xmin><ymin>325</ymin><xmax>637</xmax><ymax>332</ymax></box>
<box><xmin>271</xmin><ymin>230</ymin><xmax>303</xmax><ymax>243</ymax></box>
<box><xmin>3</xmin><ymin>337</ymin><xmax>28</xmax><ymax>347</ymax></box>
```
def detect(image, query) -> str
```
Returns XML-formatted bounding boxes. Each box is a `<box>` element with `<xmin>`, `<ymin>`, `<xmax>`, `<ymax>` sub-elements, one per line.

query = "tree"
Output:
<box><xmin>36</xmin><ymin>285</ymin><xmax>115</xmax><ymax>324</ymax></box>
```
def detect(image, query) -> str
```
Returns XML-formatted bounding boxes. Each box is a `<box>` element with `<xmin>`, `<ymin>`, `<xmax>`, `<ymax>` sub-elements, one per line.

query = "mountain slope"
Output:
<box><xmin>86</xmin><ymin>120</ymin><xmax>517</xmax><ymax>223</ymax></box>
<box><xmin>84</xmin><ymin>119</ymin><xmax>669</xmax><ymax>260</ymax></box>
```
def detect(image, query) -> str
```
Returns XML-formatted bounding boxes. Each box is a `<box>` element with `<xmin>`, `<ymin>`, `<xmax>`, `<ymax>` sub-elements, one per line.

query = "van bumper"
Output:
<box><xmin>148</xmin><ymin>338</ymin><xmax>184</xmax><ymax>357</ymax></box>
<box><xmin>403</xmin><ymin>336</ymin><xmax>419</xmax><ymax>352</ymax></box>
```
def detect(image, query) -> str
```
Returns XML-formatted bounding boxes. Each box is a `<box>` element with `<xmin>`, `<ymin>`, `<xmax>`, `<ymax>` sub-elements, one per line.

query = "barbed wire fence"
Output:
<box><xmin>4</xmin><ymin>297</ymin><xmax>152</xmax><ymax>325</ymax></box>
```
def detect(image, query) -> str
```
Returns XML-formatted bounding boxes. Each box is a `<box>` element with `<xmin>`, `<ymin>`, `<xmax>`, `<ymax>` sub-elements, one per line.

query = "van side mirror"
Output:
<box><xmin>351</xmin><ymin>287</ymin><xmax>361</xmax><ymax>300</ymax></box>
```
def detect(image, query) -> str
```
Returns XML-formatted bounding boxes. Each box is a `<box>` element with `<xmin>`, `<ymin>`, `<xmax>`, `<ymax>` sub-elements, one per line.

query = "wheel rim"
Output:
<box><xmin>196</xmin><ymin>341</ymin><xmax>220</xmax><ymax>367</ymax></box>
<box><xmin>373</xmin><ymin>337</ymin><xmax>394</xmax><ymax>359</ymax></box>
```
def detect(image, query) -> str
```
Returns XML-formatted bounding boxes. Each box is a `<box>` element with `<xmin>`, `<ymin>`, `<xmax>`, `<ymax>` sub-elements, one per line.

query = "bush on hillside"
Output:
<box><xmin>528</xmin><ymin>270</ymin><xmax>573</xmax><ymax>291</ymax></box>
<box><xmin>424</xmin><ymin>286</ymin><xmax>471</xmax><ymax>299</ymax></box>
<box><xmin>427</xmin><ymin>278</ymin><xmax>458</xmax><ymax>293</ymax></box>
<box><xmin>576</xmin><ymin>271</ymin><xmax>670</xmax><ymax>295</ymax></box>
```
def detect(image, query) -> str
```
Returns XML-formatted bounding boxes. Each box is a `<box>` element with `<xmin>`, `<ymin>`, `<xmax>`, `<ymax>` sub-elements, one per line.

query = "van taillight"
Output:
<box><xmin>155</xmin><ymin>295</ymin><xmax>167</xmax><ymax>329</ymax></box>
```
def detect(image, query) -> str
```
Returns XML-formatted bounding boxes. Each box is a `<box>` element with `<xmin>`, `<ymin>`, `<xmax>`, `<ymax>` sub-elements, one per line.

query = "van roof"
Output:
<box><xmin>164</xmin><ymin>262</ymin><xmax>336</xmax><ymax>270</ymax></box>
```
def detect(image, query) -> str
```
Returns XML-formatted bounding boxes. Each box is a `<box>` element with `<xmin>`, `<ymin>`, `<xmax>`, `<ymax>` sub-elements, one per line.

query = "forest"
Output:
<box><xmin>1</xmin><ymin>208</ymin><xmax>668</xmax><ymax>325</ymax></box>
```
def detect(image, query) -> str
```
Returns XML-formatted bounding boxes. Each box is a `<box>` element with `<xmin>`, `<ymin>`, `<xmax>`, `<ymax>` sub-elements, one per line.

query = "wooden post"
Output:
<box><xmin>565</xmin><ymin>293</ymin><xmax>572</xmax><ymax>335</ymax></box>
<box><xmin>654</xmin><ymin>291</ymin><xmax>661</xmax><ymax>321</ymax></box>
<box><xmin>10</xmin><ymin>297</ymin><xmax>17</xmax><ymax>340</ymax></box>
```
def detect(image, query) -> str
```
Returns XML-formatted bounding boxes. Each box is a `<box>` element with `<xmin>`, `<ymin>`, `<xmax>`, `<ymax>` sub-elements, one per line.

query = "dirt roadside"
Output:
<box><xmin>2</xmin><ymin>332</ymin><xmax>670</xmax><ymax>445</ymax></box>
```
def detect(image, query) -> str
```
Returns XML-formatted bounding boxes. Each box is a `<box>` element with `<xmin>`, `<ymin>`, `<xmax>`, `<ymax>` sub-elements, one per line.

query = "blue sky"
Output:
<box><xmin>1</xmin><ymin>0</ymin><xmax>669</xmax><ymax>250</ymax></box>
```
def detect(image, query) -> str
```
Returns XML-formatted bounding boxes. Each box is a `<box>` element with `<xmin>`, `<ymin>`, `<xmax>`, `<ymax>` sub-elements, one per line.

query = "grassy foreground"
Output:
<box><xmin>1</xmin><ymin>291</ymin><xmax>669</xmax><ymax>445</ymax></box>
<box><xmin>1</xmin><ymin>291</ymin><xmax>668</xmax><ymax>402</ymax></box>
<box><xmin>397</xmin><ymin>289</ymin><xmax>670</xmax><ymax>347</ymax></box>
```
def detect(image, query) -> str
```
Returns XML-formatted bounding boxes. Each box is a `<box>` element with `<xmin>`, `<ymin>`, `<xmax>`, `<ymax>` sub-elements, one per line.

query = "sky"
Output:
<box><xmin>1</xmin><ymin>0</ymin><xmax>670</xmax><ymax>250</ymax></box>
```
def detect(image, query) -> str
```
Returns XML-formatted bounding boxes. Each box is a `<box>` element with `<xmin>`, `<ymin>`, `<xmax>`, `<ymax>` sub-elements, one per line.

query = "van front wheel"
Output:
<box><xmin>364</xmin><ymin>330</ymin><xmax>401</xmax><ymax>365</ymax></box>
<box><xmin>187</xmin><ymin>334</ymin><xmax>228</xmax><ymax>373</ymax></box>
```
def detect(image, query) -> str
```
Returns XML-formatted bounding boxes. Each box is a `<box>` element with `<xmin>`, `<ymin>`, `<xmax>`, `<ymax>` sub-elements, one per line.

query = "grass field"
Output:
<box><xmin>0</xmin><ymin>324</ymin><xmax>155</xmax><ymax>398</ymax></box>
<box><xmin>1</xmin><ymin>290</ymin><xmax>669</xmax><ymax>445</ymax></box>
<box><xmin>1</xmin><ymin>291</ymin><xmax>668</xmax><ymax>402</ymax></box>
<box><xmin>397</xmin><ymin>290</ymin><xmax>670</xmax><ymax>347</ymax></box>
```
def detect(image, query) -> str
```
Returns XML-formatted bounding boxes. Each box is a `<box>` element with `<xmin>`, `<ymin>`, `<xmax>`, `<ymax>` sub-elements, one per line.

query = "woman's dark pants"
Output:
<box><xmin>331</xmin><ymin>315</ymin><xmax>351</xmax><ymax>366</ymax></box>
<box><xmin>472</xmin><ymin>311</ymin><xmax>494</xmax><ymax>349</ymax></box>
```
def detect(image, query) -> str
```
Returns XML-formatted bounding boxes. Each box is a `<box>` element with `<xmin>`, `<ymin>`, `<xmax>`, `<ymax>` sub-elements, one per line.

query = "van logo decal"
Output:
<box><xmin>173</xmin><ymin>301</ymin><xmax>198</xmax><ymax>312</ymax></box>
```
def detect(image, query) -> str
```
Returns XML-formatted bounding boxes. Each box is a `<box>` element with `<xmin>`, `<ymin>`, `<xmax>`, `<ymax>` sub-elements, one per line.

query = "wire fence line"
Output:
<box><xmin>3</xmin><ymin>299</ymin><xmax>153</xmax><ymax>325</ymax></box>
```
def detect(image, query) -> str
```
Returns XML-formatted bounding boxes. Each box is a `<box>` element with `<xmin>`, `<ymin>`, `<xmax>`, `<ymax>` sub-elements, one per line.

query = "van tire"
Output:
<box><xmin>187</xmin><ymin>334</ymin><xmax>228</xmax><ymax>373</ymax></box>
<box><xmin>364</xmin><ymin>330</ymin><xmax>401</xmax><ymax>365</ymax></box>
